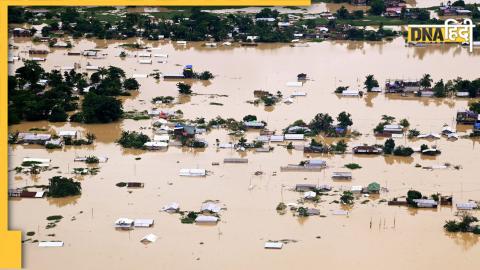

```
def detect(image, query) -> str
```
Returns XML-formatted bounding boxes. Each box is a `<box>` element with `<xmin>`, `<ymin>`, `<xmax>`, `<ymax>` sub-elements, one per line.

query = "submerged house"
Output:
<box><xmin>352</xmin><ymin>145</ymin><xmax>382</xmax><ymax>154</ymax></box>
<box><xmin>456</xmin><ymin>202</ymin><xmax>478</xmax><ymax>210</ymax></box>
<box><xmin>284</xmin><ymin>134</ymin><xmax>305</xmax><ymax>140</ymax></box>
<box><xmin>383</xmin><ymin>124</ymin><xmax>404</xmax><ymax>135</ymax></box>
<box><xmin>295</xmin><ymin>184</ymin><xmax>317</xmax><ymax>192</ymax></box>
<box><xmin>8</xmin><ymin>189</ymin><xmax>45</xmax><ymax>198</ymax></box>
<box><xmin>17</xmin><ymin>133</ymin><xmax>52</xmax><ymax>144</ymax></box>
<box><xmin>385</xmin><ymin>79</ymin><xmax>420</xmax><ymax>93</ymax></box>
<box><xmin>133</xmin><ymin>219</ymin><xmax>154</xmax><ymax>228</ymax></box>
<box><xmin>144</xmin><ymin>141</ymin><xmax>168</xmax><ymax>150</ymax></box>
<box><xmin>179</xmin><ymin>168</ymin><xmax>206</xmax><ymax>177</ymax></box>
<box><xmin>195</xmin><ymin>215</ymin><xmax>218</xmax><ymax>224</ymax></box>
<box><xmin>456</xmin><ymin>110</ymin><xmax>478</xmax><ymax>124</ymax></box>
<box><xmin>304</xmin><ymin>145</ymin><xmax>328</xmax><ymax>153</ymax></box>
<box><xmin>243</xmin><ymin>121</ymin><xmax>265</xmax><ymax>129</ymax></box>
<box><xmin>413</xmin><ymin>199</ymin><xmax>438</xmax><ymax>208</ymax></box>
<box><xmin>162</xmin><ymin>202</ymin><xmax>180</xmax><ymax>213</ymax></box>
<box><xmin>200</xmin><ymin>202</ymin><xmax>221</xmax><ymax>213</ymax></box>
<box><xmin>174</xmin><ymin>124</ymin><xmax>196</xmax><ymax>138</ymax></box>
<box><xmin>332</xmin><ymin>172</ymin><xmax>352</xmax><ymax>180</ymax></box>
<box><xmin>304</xmin><ymin>160</ymin><xmax>327</xmax><ymax>168</ymax></box>
<box><xmin>58</xmin><ymin>130</ymin><xmax>78</xmax><ymax>139</ymax></box>
<box><xmin>114</xmin><ymin>218</ymin><xmax>134</xmax><ymax>229</ymax></box>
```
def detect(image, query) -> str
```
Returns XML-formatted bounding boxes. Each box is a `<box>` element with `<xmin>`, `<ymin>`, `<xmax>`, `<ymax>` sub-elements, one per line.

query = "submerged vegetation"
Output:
<box><xmin>48</xmin><ymin>176</ymin><xmax>82</xmax><ymax>197</ymax></box>
<box><xmin>444</xmin><ymin>214</ymin><xmax>480</xmax><ymax>234</ymax></box>
<box><xmin>117</xmin><ymin>131</ymin><xmax>150</xmax><ymax>149</ymax></box>
<box><xmin>9</xmin><ymin>61</ymin><xmax>136</xmax><ymax>125</ymax></box>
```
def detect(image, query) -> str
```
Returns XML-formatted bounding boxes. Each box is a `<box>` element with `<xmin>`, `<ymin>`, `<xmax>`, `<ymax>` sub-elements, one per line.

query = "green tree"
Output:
<box><xmin>433</xmin><ymin>79</ymin><xmax>446</xmax><ymax>97</ymax></box>
<box><xmin>369</xmin><ymin>0</ymin><xmax>386</xmax><ymax>16</ymax></box>
<box><xmin>309</xmin><ymin>113</ymin><xmax>333</xmax><ymax>134</ymax></box>
<box><xmin>337</xmin><ymin>111</ymin><xmax>353</xmax><ymax>128</ymax></box>
<box><xmin>238</xmin><ymin>137</ymin><xmax>247</xmax><ymax>147</ymax></box>
<box><xmin>340</xmin><ymin>191</ymin><xmax>354</xmax><ymax>205</ymax></box>
<box><xmin>406</xmin><ymin>190</ymin><xmax>422</xmax><ymax>206</ymax></box>
<box><xmin>123</xmin><ymin>78</ymin><xmax>140</xmax><ymax>90</ymax></box>
<box><xmin>243</xmin><ymin>115</ymin><xmax>257</xmax><ymax>122</ymax></box>
<box><xmin>117</xmin><ymin>131</ymin><xmax>150</xmax><ymax>149</ymax></box>
<box><xmin>48</xmin><ymin>106</ymin><xmax>68</xmax><ymax>122</ymax></box>
<box><xmin>420</xmin><ymin>74</ymin><xmax>433</xmax><ymax>88</ymax></box>
<box><xmin>81</xmin><ymin>93</ymin><xmax>123</xmax><ymax>123</ymax></box>
<box><xmin>469</xmin><ymin>101</ymin><xmax>480</xmax><ymax>113</ymax></box>
<box><xmin>364</xmin><ymin>75</ymin><xmax>379</xmax><ymax>92</ymax></box>
<box><xmin>336</xmin><ymin>6</ymin><xmax>350</xmax><ymax>19</ymax></box>
<box><xmin>384</xmin><ymin>138</ymin><xmax>395</xmax><ymax>154</ymax></box>
<box><xmin>15</xmin><ymin>60</ymin><xmax>44</xmax><ymax>89</ymax></box>
<box><xmin>48</xmin><ymin>176</ymin><xmax>81</xmax><ymax>198</ymax></box>
<box><xmin>177</xmin><ymin>82</ymin><xmax>192</xmax><ymax>95</ymax></box>
<box><xmin>399</xmin><ymin>118</ymin><xmax>410</xmax><ymax>128</ymax></box>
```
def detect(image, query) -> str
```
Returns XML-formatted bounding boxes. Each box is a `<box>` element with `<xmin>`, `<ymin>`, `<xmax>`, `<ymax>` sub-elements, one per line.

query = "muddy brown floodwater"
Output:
<box><xmin>7</xmin><ymin>36</ymin><xmax>480</xmax><ymax>270</ymax></box>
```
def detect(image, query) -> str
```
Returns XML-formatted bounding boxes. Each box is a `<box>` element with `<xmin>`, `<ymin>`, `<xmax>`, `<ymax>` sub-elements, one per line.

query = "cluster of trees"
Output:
<box><xmin>421</xmin><ymin>75</ymin><xmax>480</xmax><ymax>98</ymax></box>
<box><xmin>384</xmin><ymin>138</ymin><xmax>414</xmax><ymax>156</ymax></box>
<box><xmin>9</xmin><ymin>62</ymin><xmax>139</xmax><ymax>125</ymax></box>
<box><xmin>344</xmin><ymin>24</ymin><xmax>397</xmax><ymax>41</ymax></box>
<box><xmin>336</xmin><ymin>6</ymin><xmax>365</xmax><ymax>20</ymax></box>
<box><xmin>183</xmin><ymin>68</ymin><xmax>214</xmax><ymax>80</ymax></box>
<box><xmin>444</xmin><ymin>214</ymin><xmax>480</xmax><ymax>234</ymax></box>
<box><xmin>9</xmin><ymin>61</ymin><xmax>78</xmax><ymax>124</ymax></box>
<box><xmin>117</xmin><ymin>131</ymin><xmax>150</xmax><ymax>149</ymax></box>
<box><xmin>308</xmin><ymin>111</ymin><xmax>353</xmax><ymax>134</ymax></box>
<box><xmin>10</xmin><ymin>7</ymin><xmax>298</xmax><ymax>42</ymax></box>
<box><xmin>373</xmin><ymin>115</ymin><xmax>408</xmax><ymax>134</ymax></box>
<box><xmin>48</xmin><ymin>176</ymin><xmax>81</xmax><ymax>197</ymax></box>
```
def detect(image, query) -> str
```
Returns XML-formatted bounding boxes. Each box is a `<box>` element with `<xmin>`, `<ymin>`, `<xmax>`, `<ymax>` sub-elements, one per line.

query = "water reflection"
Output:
<box><xmin>445</xmin><ymin>231</ymin><xmax>480</xmax><ymax>250</ymax></box>
<box><xmin>47</xmin><ymin>195</ymin><xmax>80</xmax><ymax>207</ymax></box>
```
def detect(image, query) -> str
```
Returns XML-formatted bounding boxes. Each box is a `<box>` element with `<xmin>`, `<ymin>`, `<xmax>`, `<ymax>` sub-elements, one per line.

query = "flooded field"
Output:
<box><xmin>8</xmin><ymin>36</ymin><xmax>480</xmax><ymax>270</ymax></box>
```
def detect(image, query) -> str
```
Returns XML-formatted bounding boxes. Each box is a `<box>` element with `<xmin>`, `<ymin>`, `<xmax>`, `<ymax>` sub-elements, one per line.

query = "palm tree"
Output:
<box><xmin>420</xmin><ymin>74</ymin><xmax>433</xmax><ymax>88</ymax></box>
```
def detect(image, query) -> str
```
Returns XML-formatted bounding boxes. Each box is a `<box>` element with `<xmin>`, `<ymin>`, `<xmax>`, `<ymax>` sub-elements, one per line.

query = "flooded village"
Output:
<box><xmin>6</xmin><ymin>3</ymin><xmax>480</xmax><ymax>270</ymax></box>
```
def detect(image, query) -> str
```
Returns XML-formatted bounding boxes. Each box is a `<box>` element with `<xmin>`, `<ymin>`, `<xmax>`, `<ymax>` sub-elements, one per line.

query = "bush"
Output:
<box><xmin>297</xmin><ymin>207</ymin><xmax>309</xmax><ymax>217</ymax></box>
<box><xmin>345</xmin><ymin>163</ymin><xmax>362</xmax><ymax>169</ymax></box>
<box><xmin>85</xmin><ymin>156</ymin><xmax>99</xmax><ymax>164</ymax></box>
<box><xmin>444</xmin><ymin>214</ymin><xmax>479</xmax><ymax>233</ymax></box>
<box><xmin>331</xmin><ymin>140</ymin><xmax>348</xmax><ymax>153</ymax></box>
<box><xmin>243</xmin><ymin>115</ymin><xmax>257</xmax><ymax>122</ymax></box>
<box><xmin>46</xmin><ymin>215</ymin><xmax>63</xmax><ymax>221</ymax></box>
<box><xmin>48</xmin><ymin>176</ymin><xmax>81</xmax><ymax>197</ymax></box>
<box><xmin>286</xmin><ymin>142</ymin><xmax>294</xmax><ymax>149</ymax></box>
<box><xmin>340</xmin><ymin>191</ymin><xmax>354</xmax><ymax>205</ymax></box>
<box><xmin>117</xmin><ymin>131</ymin><xmax>150</xmax><ymax>149</ymax></box>
<box><xmin>197</xmin><ymin>71</ymin><xmax>214</xmax><ymax>80</ymax></box>
<box><xmin>393</xmin><ymin>146</ymin><xmax>414</xmax><ymax>156</ymax></box>
<box><xmin>181</xmin><ymin>211</ymin><xmax>198</xmax><ymax>224</ymax></box>
<box><xmin>45</xmin><ymin>143</ymin><xmax>61</xmax><ymax>149</ymax></box>
<box><xmin>408</xmin><ymin>129</ymin><xmax>420</xmax><ymax>138</ymax></box>
<box><xmin>177</xmin><ymin>82</ymin><xmax>192</xmax><ymax>95</ymax></box>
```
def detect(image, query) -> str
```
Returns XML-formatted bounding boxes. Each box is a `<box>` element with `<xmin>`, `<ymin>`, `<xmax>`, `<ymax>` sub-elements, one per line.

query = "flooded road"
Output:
<box><xmin>8</xmin><ymin>36</ymin><xmax>480</xmax><ymax>270</ymax></box>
